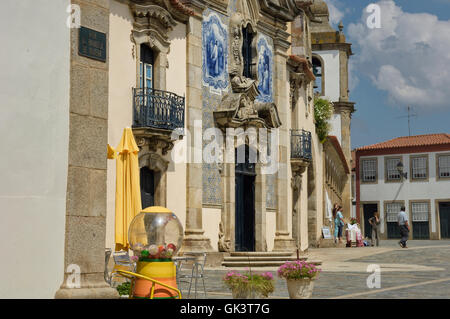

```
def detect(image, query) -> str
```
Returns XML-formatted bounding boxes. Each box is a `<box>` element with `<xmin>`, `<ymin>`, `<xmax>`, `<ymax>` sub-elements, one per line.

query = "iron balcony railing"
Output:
<box><xmin>290</xmin><ymin>129</ymin><xmax>312</xmax><ymax>160</ymax></box>
<box><xmin>133</xmin><ymin>87</ymin><xmax>185</xmax><ymax>131</ymax></box>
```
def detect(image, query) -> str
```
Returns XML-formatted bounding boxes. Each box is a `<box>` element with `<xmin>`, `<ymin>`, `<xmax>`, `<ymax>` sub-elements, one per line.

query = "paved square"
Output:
<box><xmin>177</xmin><ymin>240</ymin><xmax>450</xmax><ymax>299</ymax></box>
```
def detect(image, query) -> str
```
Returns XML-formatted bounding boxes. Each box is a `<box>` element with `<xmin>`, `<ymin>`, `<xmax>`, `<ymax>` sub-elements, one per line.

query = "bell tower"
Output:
<box><xmin>310</xmin><ymin>0</ymin><xmax>355</xmax><ymax>219</ymax></box>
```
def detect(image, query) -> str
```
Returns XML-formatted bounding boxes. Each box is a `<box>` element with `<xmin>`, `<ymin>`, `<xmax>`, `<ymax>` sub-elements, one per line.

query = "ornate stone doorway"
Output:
<box><xmin>235</xmin><ymin>144</ymin><xmax>256</xmax><ymax>252</ymax></box>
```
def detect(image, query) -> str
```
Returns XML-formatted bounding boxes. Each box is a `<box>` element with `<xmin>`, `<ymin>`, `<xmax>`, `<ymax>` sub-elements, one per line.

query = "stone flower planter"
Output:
<box><xmin>286</xmin><ymin>278</ymin><xmax>315</xmax><ymax>299</ymax></box>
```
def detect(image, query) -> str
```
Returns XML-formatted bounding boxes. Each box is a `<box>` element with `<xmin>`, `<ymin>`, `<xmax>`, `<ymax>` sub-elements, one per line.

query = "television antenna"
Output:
<box><xmin>396</xmin><ymin>106</ymin><xmax>418</xmax><ymax>136</ymax></box>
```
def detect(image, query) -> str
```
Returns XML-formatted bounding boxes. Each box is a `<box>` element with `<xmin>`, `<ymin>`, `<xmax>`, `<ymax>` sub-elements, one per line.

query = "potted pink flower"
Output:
<box><xmin>277</xmin><ymin>260</ymin><xmax>321</xmax><ymax>299</ymax></box>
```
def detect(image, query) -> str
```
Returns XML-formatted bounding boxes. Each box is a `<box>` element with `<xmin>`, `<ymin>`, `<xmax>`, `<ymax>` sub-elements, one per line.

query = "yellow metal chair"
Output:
<box><xmin>114</xmin><ymin>270</ymin><xmax>182</xmax><ymax>299</ymax></box>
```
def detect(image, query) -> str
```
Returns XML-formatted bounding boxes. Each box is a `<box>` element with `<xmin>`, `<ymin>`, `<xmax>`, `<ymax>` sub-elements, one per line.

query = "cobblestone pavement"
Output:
<box><xmin>178</xmin><ymin>240</ymin><xmax>450</xmax><ymax>299</ymax></box>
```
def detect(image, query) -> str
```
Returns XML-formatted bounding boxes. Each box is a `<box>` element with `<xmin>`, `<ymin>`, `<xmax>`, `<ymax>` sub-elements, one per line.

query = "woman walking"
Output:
<box><xmin>369</xmin><ymin>212</ymin><xmax>381</xmax><ymax>247</ymax></box>
<box><xmin>333</xmin><ymin>204</ymin><xmax>345</xmax><ymax>243</ymax></box>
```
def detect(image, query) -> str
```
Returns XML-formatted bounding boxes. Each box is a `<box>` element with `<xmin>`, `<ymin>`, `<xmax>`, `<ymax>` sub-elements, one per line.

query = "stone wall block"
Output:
<box><xmin>70</xmin><ymin>65</ymin><xmax>90</xmax><ymax>116</ymax></box>
<box><xmin>89</xmin><ymin>68</ymin><xmax>108</xmax><ymax>119</ymax></box>
<box><xmin>66</xmin><ymin>166</ymin><xmax>90</xmax><ymax>217</ymax></box>
<box><xmin>89</xmin><ymin>169</ymin><xmax>107</xmax><ymax>217</ymax></box>
<box><xmin>68</xmin><ymin>114</ymin><xmax>108</xmax><ymax>170</ymax></box>
<box><xmin>64</xmin><ymin>215</ymin><xmax>107</xmax><ymax>274</ymax></box>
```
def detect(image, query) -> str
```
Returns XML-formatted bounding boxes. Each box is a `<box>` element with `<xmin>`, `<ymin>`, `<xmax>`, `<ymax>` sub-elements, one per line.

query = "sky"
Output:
<box><xmin>322</xmin><ymin>0</ymin><xmax>450</xmax><ymax>149</ymax></box>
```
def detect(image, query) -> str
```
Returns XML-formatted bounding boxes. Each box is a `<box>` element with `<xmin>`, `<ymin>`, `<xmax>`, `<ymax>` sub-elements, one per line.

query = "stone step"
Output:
<box><xmin>229</xmin><ymin>251</ymin><xmax>295</xmax><ymax>257</ymax></box>
<box><xmin>223</xmin><ymin>256</ymin><xmax>307</xmax><ymax>262</ymax></box>
<box><xmin>222</xmin><ymin>260</ymin><xmax>322</xmax><ymax>268</ymax></box>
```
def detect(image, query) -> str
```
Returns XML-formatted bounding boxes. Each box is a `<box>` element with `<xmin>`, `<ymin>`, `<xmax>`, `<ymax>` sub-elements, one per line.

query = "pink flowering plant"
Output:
<box><xmin>277</xmin><ymin>260</ymin><xmax>321</xmax><ymax>280</ymax></box>
<box><xmin>223</xmin><ymin>270</ymin><xmax>275</xmax><ymax>297</ymax></box>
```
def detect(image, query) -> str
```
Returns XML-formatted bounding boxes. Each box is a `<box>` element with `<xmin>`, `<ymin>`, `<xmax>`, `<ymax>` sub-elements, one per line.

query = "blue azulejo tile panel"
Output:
<box><xmin>202</xmin><ymin>10</ymin><xmax>229</xmax><ymax>95</ymax></box>
<box><xmin>266</xmin><ymin>173</ymin><xmax>277</xmax><ymax>209</ymax></box>
<box><xmin>202</xmin><ymin>162</ymin><xmax>222</xmax><ymax>205</ymax></box>
<box><xmin>256</xmin><ymin>34</ymin><xmax>274</xmax><ymax>103</ymax></box>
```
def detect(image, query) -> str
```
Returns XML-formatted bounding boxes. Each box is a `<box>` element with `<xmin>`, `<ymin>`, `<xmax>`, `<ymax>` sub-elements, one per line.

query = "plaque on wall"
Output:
<box><xmin>78</xmin><ymin>26</ymin><xmax>106</xmax><ymax>62</ymax></box>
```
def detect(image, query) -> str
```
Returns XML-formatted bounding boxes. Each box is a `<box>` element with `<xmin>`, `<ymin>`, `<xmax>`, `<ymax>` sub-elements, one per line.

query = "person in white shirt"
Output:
<box><xmin>397</xmin><ymin>206</ymin><xmax>410</xmax><ymax>248</ymax></box>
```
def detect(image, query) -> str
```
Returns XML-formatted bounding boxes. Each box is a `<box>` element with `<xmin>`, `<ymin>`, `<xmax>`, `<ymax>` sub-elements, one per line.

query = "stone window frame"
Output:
<box><xmin>133</xmin><ymin>39</ymin><xmax>169</xmax><ymax>92</ymax></box>
<box><xmin>436</xmin><ymin>152</ymin><xmax>450</xmax><ymax>181</ymax></box>
<box><xmin>384</xmin><ymin>200</ymin><xmax>404</xmax><ymax>223</ymax></box>
<box><xmin>241</xmin><ymin>22</ymin><xmax>258</xmax><ymax>81</ymax></box>
<box><xmin>384</xmin><ymin>156</ymin><xmax>402</xmax><ymax>183</ymax></box>
<box><xmin>435</xmin><ymin>198</ymin><xmax>450</xmax><ymax>239</ymax></box>
<box><xmin>410</xmin><ymin>200</ymin><xmax>430</xmax><ymax>222</ymax></box>
<box><xmin>409</xmin><ymin>154</ymin><xmax>429</xmax><ymax>182</ymax></box>
<box><xmin>409</xmin><ymin>199</ymin><xmax>432</xmax><ymax>239</ymax></box>
<box><xmin>360</xmin><ymin>157</ymin><xmax>378</xmax><ymax>184</ymax></box>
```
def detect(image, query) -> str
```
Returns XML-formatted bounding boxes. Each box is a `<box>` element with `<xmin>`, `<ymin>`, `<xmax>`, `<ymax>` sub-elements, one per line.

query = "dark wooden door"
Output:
<box><xmin>363</xmin><ymin>204</ymin><xmax>378</xmax><ymax>238</ymax></box>
<box><xmin>235</xmin><ymin>145</ymin><xmax>256</xmax><ymax>252</ymax></box>
<box><xmin>439</xmin><ymin>202</ymin><xmax>450</xmax><ymax>238</ymax></box>
<box><xmin>140</xmin><ymin>167</ymin><xmax>155</xmax><ymax>209</ymax></box>
<box><xmin>387</xmin><ymin>222</ymin><xmax>401</xmax><ymax>239</ymax></box>
<box><xmin>412</xmin><ymin>221</ymin><xmax>429</xmax><ymax>239</ymax></box>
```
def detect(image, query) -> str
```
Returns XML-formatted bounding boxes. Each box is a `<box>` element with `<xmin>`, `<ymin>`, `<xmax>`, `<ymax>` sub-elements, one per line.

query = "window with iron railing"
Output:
<box><xmin>411</xmin><ymin>202</ymin><xmax>429</xmax><ymax>222</ymax></box>
<box><xmin>438</xmin><ymin>154</ymin><xmax>450</xmax><ymax>178</ymax></box>
<box><xmin>362</xmin><ymin>159</ymin><xmax>377</xmax><ymax>182</ymax></box>
<box><xmin>386</xmin><ymin>202</ymin><xmax>402</xmax><ymax>222</ymax></box>
<box><xmin>386</xmin><ymin>157</ymin><xmax>401</xmax><ymax>181</ymax></box>
<box><xmin>411</xmin><ymin>156</ymin><xmax>428</xmax><ymax>180</ymax></box>
<box><xmin>290</xmin><ymin>129</ymin><xmax>312</xmax><ymax>160</ymax></box>
<box><xmin>133</xmin><ymin>88</ymin><xmax>185</xmax><ymax>130</ymax></box>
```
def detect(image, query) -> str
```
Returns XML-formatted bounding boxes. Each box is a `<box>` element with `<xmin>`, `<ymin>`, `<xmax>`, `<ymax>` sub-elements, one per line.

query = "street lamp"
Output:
<box><xmin>396</xmin><ymin>161</ymin><xmax>408</xmax><ymax>180</ymax></box>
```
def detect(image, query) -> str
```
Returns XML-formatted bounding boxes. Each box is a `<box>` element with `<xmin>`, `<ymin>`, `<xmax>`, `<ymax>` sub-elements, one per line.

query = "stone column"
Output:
<box><xmin>182</xmin><ymin>13</ymin><xmax>213</xmax><ymax>252</ymax></box>
<box><xmin>255</xmin><ymin>163</ymin><xmax>267</xmax><ymax>251</ymax></box>
<box><xmin>273</xmin><ymin>39</ymin><xmax>296</xmax><ymax>252</ymax></box>
<box><xmin>291</xmin><ymin>162</ymin><xmax>309</xmax><ymax>249</ymax></box>
<box><xmin>334</xmin><ymin>101</ymin><xmax>354</xmax><ymax>220</ymax></box>
<box><xmin>55</xmin><ymin>0</ymin><xmax>117</xmax><ymax>298</ymax></box>
<box><xmin>219</xmin><ymin>161</ymin><xmax>234</xmax><ymax>252</ymax></box>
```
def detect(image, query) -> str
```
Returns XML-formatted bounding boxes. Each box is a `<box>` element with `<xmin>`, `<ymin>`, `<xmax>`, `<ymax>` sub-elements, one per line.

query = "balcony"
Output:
<box><xmin>290</xmin><ymin>129</ymin><xmax>312</xmax><ymax>161</ymax></box>
<box><xmin>133</xmin><ymin>87</ymin><xmax>185</xmax><ymax>131</ymax></box>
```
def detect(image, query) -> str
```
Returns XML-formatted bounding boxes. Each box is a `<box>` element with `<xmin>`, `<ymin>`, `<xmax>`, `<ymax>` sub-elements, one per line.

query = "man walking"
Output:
<box><xmin>397</xmin><ymin>206</ymin><xmax>410</xmax><ymax>248</ymax></box>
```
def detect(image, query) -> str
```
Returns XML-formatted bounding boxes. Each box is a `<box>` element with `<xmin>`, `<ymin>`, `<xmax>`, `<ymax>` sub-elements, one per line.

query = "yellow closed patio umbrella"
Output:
<box><xmin>114</xmin><ymin>127</ymin><xmax>142</xmax><ymax>251</ymax></box>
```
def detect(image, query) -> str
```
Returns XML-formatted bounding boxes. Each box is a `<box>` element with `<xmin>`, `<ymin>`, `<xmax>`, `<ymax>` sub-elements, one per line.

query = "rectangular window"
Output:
<box><xmin>386</xmin><ymin>158</ymin><xmax>401</xmax><ymax>181</ymax></box>
<box><xmin>140</xmin><ymin>44</ymin><xmax>154</xmax><ymax>89</ymax></box>
<box><xmin>362</xmin><ymin>159</ymin><xmax>377</xmax><ymax>182</ymax></box>
<box><xmin>411</xmin><ymin>202</ymin><xmax>429</xmax><ymax>222</ymax></box>
<box><xmin>411</xmin><ymin>156</ymin><xmax>428</xmax><ymax>179</ymax></box>
<box><xmin>438</xmin><ymin>155</ymin><xmax>450</xmax><ymax>178</ymax></box>
<box><xmin>242</xmin><ymin>26</ymin><xmax>255</xmax><ymax>79</ymax></box>
<box><xmin>386</xmin><ymin>202</ymin><xmax>402</xmax><ymax>222</ymax></box>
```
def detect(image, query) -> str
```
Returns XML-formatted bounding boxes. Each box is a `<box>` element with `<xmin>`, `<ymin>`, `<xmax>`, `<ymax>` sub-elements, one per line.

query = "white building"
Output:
<box><xmin>355</xmin><ymin>134</ymin><xmax>450</xmax><ymax>240</ymax></box>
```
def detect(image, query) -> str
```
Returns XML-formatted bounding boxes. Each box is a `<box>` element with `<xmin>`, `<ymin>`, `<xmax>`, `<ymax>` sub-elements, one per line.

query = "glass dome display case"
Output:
<box><xmin>128</xmin><ymin>206</ymin><xmax>183</xmax><ymax>261</ymax></box>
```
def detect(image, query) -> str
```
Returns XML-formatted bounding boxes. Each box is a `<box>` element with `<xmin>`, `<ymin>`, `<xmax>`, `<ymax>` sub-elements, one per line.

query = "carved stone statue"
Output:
<box><xmin>218</xmin><ymin>221</ymin><xmax>231</xmax><ymax>252</ymax></box>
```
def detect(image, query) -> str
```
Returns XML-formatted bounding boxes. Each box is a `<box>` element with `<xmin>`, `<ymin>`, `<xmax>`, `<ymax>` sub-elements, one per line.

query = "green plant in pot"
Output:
<box><xmin>314</xmin><ymin>97</ymin><xmax>333</xmax><ymax>143</ymax></box>
<box><xmin>223</xmin><ymin>271</ymin><xmax>274</xmax><ymax>298</ymax></box>
<box><xmin>277</xmin><ymin>260</ymin><xmax>321</xmax><ymax>299</ymax></box>
<box><xmin>116</xmin><ymin>281</ymin><xmax>131</xmax><ymax>297</ymax></box>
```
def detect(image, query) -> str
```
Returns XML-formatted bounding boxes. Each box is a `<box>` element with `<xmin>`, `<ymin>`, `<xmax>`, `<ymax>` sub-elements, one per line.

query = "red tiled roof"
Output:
<box><xmin>356</xmin><ymin>133</ymin><xmax>450</xmax><ymax>151</ymax></box>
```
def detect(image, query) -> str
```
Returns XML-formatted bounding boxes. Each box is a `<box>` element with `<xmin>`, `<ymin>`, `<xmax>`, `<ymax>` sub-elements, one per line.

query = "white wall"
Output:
<box><xmin>313</xmin><ymin>50</ymin><xmax>340</xmax><ymax>102</ymax></box>
<box><xmin>360</xmin><ymin>151</ymin><xmax>450</xmax><ymax>235</ymax></box>
<box><xmin>166</xmin><ymin>23</ymin><xmax>187</xmax><ymax>227</ymax></box>
<box><xmin>329</xmin><ymin>113</ymin><xmax>342</xmax><ymax>143</ymax></box>
<box><xmin>0</xmin><ymin>0</ymin><xmax>70</xmax><ymax>298</ymax></box>
<box><xmin>314</xmin><ymin>49</ymin><xmax>342</xmax><ymax>153</ymax></box>
<box><xmin>106</xmin><ymin>1</ymin><xmax>135</xmax><ymax>250</ymax></box>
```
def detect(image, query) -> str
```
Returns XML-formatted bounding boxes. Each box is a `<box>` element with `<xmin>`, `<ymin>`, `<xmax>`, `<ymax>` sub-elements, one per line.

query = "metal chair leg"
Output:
<box><xmin>187</xmin><ymin>265</ymin><xmax>195</xmax><ymax>298</ymax></box>
<box><xmin>202</xmin><ymin>277</ymin><xmax>207</xmax><ymax>299</ymax></box>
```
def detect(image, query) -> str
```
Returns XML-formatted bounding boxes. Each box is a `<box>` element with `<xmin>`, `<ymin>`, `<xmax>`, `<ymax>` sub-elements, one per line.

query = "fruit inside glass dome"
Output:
<box><xmin>128</xmin><ymin>206</ymin><xmax>183</xmax><ymax>261</ymax></box>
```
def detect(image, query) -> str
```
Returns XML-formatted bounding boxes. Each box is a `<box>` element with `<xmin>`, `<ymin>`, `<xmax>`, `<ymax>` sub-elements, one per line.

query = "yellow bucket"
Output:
<box><xmin>132</xmin><ymin>261</ymin><xmax>179</xmax><ymax>299</ymax></box>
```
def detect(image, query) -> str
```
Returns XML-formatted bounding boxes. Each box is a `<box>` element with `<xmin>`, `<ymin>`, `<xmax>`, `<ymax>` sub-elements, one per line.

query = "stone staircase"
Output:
<box><xmin>222</xmin><ymin>251</ymin><xmax>322</xmax><ymax>268</ymax></box>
